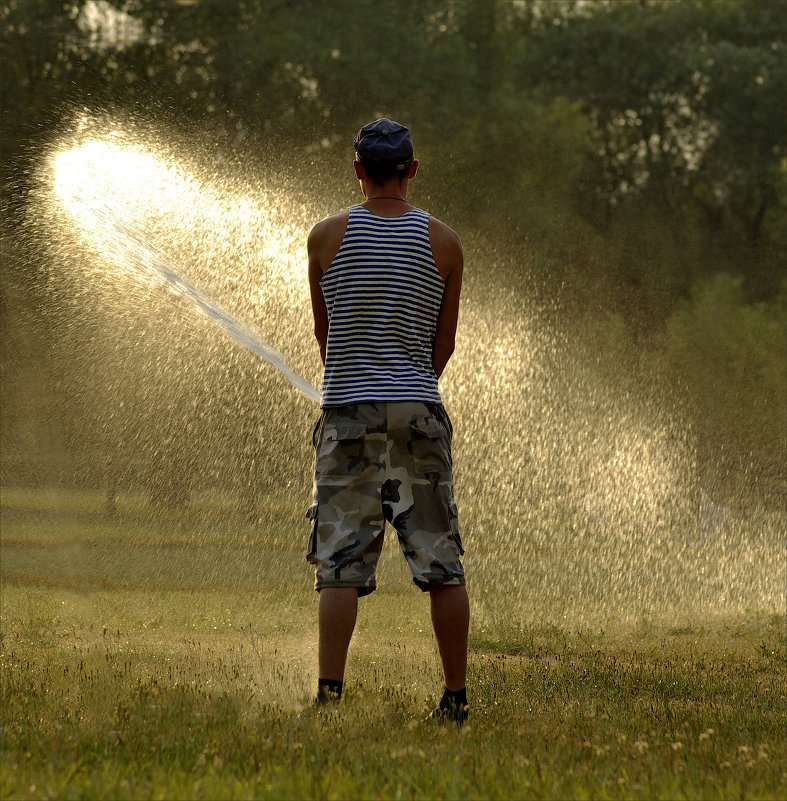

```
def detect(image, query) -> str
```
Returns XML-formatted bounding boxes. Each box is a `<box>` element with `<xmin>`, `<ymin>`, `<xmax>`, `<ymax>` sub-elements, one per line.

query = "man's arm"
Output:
<box><xmin>307</xmin><ymin>232</ymin><xmax>329</xmax><ymax>365</ymax></box>
<box><xmin>307</xmin><ymin>212</ymin><xmax>349</xmax><ymax>365</ymax></box>
<box><xmin>429</xmin><ymin>219</ymin><xmax>463</xmax><ymax>378</ymax></box>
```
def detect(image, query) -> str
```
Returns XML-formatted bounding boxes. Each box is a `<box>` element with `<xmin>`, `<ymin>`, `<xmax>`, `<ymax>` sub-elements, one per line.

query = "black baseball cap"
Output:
<box><xmin>353</xmin><ymin>118</ymin><xmax>414</xmax><ymax>169</ymax></box>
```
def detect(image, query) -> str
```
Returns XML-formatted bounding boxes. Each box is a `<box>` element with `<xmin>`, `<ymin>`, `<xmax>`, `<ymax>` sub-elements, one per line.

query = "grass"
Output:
<box><xmin>1</xmin><ymin>487</ymin><xmax>786</xmax><ymax>799</ymax></box>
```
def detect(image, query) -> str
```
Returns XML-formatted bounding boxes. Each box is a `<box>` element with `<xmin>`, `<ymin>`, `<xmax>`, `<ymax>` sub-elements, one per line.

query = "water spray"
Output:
<box><xmin>50</xmin><ymin>139</ymin><xmax>320</xmax><ymax>404</ymax></box>
<box><xmin>25</xmin><ymin>125</ymin><xmax>782</xmax><ymax>621</ymax></box>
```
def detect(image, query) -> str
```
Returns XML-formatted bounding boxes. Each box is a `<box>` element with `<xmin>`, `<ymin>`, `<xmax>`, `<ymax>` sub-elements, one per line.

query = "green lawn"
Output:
<box><xmin>1</xmin><ymin>488</ymin><xmax>785</xmax><ymax>799</ymax></box>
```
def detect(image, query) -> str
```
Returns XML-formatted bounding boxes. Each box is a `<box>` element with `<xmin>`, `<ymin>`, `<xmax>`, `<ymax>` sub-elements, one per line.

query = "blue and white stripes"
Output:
<box><xmin>320</xmin><ymin>205</ymin><xmax>444</xmax><ymax>406</ymax></box>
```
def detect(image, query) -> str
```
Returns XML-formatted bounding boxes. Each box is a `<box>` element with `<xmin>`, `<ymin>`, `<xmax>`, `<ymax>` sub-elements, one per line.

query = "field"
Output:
<box><xmin>1</xmin><ymin>488</ymin><xmax>785</xmax><ymax>800</ymax></box>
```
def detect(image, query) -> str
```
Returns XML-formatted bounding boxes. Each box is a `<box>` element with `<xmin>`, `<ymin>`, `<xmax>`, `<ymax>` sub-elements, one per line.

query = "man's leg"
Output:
<box><xmin>429</xmin><ymin>584</ymin><xmax>469</xmax><ymax>690</ymax></box>
<box><xmin>318</xmin><ymin>587</ymin><xmax>358</xmax><ymax>682</ymax></box>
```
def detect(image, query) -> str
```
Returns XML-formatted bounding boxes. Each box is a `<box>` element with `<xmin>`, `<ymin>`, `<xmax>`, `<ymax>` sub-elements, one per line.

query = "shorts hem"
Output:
<box><xmin>412</xmin><ymin>576</ymin><xmax>466</xmax><ymax>593</ymax></box>
<box><xmin>315</xmin><ymin>581</ymin><xmax>376</xmax><ymax>598</ymax></box>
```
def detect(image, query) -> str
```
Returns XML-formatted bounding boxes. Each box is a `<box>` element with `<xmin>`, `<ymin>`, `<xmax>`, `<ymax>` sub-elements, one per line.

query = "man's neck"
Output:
<box><xmin>363</xmin><ymin>179</ymin><xmax>408</xmax><ymax>202</ymax></box>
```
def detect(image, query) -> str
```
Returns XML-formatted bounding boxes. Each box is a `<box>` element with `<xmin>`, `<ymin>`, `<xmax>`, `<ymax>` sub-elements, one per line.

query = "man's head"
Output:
<box><xmin>354</xmin><ymin>118</ymin><xmax>416</xmax><ymax>184</ymax></box>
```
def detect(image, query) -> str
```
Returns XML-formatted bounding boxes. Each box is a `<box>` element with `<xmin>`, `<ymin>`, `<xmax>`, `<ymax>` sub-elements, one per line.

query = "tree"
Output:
<box><xmin>517</xmin><ymin>0</ymin><xmax>786</xmax><ymax>253</ymax></box>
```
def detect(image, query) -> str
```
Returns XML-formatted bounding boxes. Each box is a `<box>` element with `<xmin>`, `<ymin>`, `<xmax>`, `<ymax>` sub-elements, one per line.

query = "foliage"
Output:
<box><xmin>519</xmin><ymin>0</ymin><xmax>787</xmax><ymax>250</ymax></box>
<box><xmin>3</xmin><ymin>0</ymin><xmax>785</xmax><ymax>257</ymax></box>
<box><xmin>661</xmin><ymin>274</ymin><xmax>787</xmax><ymax>508</ymax></box>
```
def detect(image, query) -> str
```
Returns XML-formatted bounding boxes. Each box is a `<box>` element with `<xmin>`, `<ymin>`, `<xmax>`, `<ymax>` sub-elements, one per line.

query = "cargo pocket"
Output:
<box><xmin>311</xmin><ymin>413</ymin><xmax>327</xmax><ymax>449</ymax></box>
<box><xmin>410</xmin><ymin>415</ymin><xmax>450</xmax><ymax>475</ymax></box>
<box><xmin>325</xmin><ymin>422</ymin><xmax>367</xmax><ymax>441</ymax></box>
<box><xmin>305</xmin><ymin>504</ymin><xmax>319</xmax><ymax>562</ymax></box>
<box><xmin>448</xmin><ymin>499</ymin><xmax>464</xmax><ymax>555</ymax></box>
<box><xmin>316</xmin><ymin>420</ymin><xmax>367</xmax><ymax>477</ymax></box>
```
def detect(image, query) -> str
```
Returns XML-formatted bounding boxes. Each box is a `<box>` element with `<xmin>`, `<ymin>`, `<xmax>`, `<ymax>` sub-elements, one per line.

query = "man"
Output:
<box><xmin>306</xmin><ymin>118</ymin><xmax>469</xmax><ymax>722</ymax></box>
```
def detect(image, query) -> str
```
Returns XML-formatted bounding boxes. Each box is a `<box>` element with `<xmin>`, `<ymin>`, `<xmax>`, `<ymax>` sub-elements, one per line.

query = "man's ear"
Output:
<box><xmin>409</xmin><ymin>160</ymin><xmax>419</xmax><ymax>179</ymax></box>
<box><xmin>354</xmin><ymin>160</ymin><xmax>365</xmax><ymax>180</ymax></box>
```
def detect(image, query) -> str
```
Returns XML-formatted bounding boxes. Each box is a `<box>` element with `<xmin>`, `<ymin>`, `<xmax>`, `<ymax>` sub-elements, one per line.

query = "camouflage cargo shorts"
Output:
<box><xmin>306</xmin><ymin>402</ymin><xmax>464</xmax><ymax>596</ymax></box>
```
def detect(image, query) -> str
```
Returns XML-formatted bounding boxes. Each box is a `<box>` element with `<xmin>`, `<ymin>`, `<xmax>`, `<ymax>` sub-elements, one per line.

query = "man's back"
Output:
<box><xmin>317</xmin><ymin>204</ymin><xmax>444</xmax><ymax>405</ymax></box>
<box><xmin>308</xmin><ymin>200</ymin><xmax>463</xmax><ymax>383</ymax></box>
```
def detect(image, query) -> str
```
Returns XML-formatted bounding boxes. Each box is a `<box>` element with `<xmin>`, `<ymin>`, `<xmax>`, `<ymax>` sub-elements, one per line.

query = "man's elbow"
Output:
<box><xmin>314</xmin><ymin>325</ymin><xmax>328</xmax><ymax>362</ymax></box>
<box><xmin>435</xmin><ymin>331</ymin><xmax>455</xmax><ymax>355</ymax></box>
<box><xmin>432</xmin><ymin>336</ymin><xmax>455</xmax><ymax>377</ymax></box>
<box><xmin>314</xmin><ymin>322</ymin><xmax>328</xmax><ymax>344</ymax></box>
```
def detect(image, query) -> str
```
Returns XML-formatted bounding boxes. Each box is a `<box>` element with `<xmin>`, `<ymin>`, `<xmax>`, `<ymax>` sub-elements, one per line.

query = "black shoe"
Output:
<box><xmin>315</xmin><ymin>688</ymin><xmax>341</xmax><ymax>707</ymax></box>
<box><xmin>316</xmin><ymin>679</ymin><xmax>343</xmax><ymax>707</ymax></box>
<box><xmin>428</xmin><ymin>700</ymin><xmax>468</xmax><ymax>725</ymax></box>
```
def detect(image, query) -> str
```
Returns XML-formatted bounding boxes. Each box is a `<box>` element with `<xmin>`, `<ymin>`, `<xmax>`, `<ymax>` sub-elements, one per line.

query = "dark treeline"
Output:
<box><xmin>3</xmin><ymin>1</ymin><xmax>785</xmax><ymax>302</ymax></box>
<box><xmin>1</xmin><ymin>0</ymin><xmax>785</xmax><ymax>509</ymax></box>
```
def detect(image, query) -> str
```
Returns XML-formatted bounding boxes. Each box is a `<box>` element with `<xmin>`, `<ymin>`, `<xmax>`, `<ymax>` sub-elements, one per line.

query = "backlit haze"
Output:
<box><xmin>16</xmin><ymin>112</ymin><xmax>785</xmax><ymax>636</ymax></box>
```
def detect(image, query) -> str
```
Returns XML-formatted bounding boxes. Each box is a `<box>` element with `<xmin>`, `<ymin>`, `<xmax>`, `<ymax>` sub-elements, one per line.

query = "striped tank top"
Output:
<box><xmin>319</xmin><ymin>205</ymin><xmax>444</xmax><ymax>407</ymax></box>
